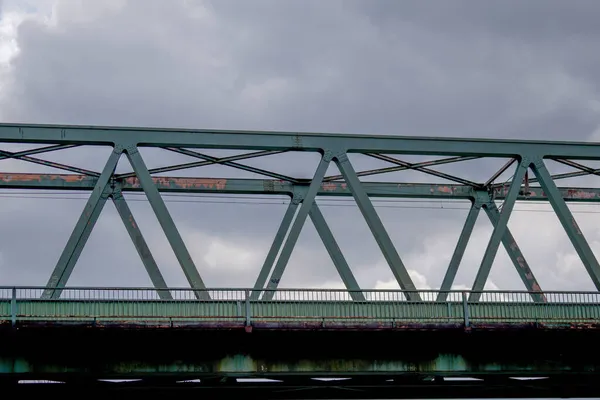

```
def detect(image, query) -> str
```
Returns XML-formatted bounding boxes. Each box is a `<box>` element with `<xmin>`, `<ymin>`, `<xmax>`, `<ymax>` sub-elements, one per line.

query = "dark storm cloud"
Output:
<box><xmin>0</xmin><ymin>0</ymin><xmax>599</xmax><ymax>291</ymax></box>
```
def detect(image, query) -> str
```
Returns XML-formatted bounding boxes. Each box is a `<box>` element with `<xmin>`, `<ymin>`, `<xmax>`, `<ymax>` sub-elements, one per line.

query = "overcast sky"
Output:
<box><xmin>1</xmin><ymin>0</ymin><xmax>600</xmax><ymax>294</ymax></box>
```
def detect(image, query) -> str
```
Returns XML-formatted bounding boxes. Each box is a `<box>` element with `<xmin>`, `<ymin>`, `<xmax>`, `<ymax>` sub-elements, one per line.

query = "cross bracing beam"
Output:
<box><xmin>3</xmin><ymin>122</ymin><xmax>600</xmax><ymax>158</ymax></box>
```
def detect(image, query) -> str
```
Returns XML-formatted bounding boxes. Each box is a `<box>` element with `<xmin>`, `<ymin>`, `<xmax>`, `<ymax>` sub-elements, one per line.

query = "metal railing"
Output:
<box><xmin>0</xmin><ymin>287</ymin><xmax>599</xmax><ymax>328</ymax></box>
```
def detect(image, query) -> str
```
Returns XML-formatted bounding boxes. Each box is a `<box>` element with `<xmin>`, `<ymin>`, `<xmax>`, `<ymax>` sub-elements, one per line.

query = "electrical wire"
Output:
<box><xmin>0</xmin><ymin>191</ymin><xmax>599</xmax><ymax>213</ymax></box>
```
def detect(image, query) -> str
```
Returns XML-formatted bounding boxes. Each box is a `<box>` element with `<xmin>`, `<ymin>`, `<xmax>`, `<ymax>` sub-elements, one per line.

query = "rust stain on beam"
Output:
<box><xmin>0</xmin><ymin>173</ymin><xmax>87</xmax><ymax>183</ymax></box>
<box><xmin>123</xmin><ymin>177</ymin><xmax>228</xmax><ymax>190</ymax></box>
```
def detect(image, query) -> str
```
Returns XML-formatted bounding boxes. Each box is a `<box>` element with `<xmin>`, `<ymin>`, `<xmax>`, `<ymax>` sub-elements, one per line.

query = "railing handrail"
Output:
<box><xmin>0</xmin><ymin>286</ymin><xmax>598</xmax><ymax>295</ymax></box>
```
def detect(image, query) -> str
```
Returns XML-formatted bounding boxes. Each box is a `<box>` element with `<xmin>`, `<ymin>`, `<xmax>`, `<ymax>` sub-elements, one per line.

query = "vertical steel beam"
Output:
<box><xmin>530</xmin><ymin>157</ymin><xmax>600</xmax><ymax>290</ymax></box>
<box><xmin>125</xmin><ymin>146</ymin><xmax>209</xmax><ymax>300</ymax></box>
<box><xmin>42</xmin><ymin>148</ymin><xmax>122</xmax><ymax>299</ymax></box>
<box><xmin>469</xmin><ymin>159</ymin><xmax>529</xmax><ymax>301</ymax></box>
<box><xmin>437</xmin><ymin>202</ymin><xmax>481</xmax><ymax>302</ymax></box>
<box><xmin>111</xmin><ymin>186</ymin><xmax>172</xmax><ymax>299</ymax></box>
<box><xmin>483</xmin><ymin>201</ymin><xmax>546</xmax><ymax>303</ymax></box>
<box><xmin>262</xmin><ymin>153</ymin><xmax>332</xmax><ymax>300</ymax></box>
<box><xmin>250</xmin><ymin>199</ymin><xmax>299</xmax><ymax>300</ymax></box>
<box><xmin>334</xmin><ymin>152</ymin><xmax>420</xmax><ymax>301</ymax></box>
<box><xmin>309</xmin><ymin>202</ymin><xmax>365</xmax><ymax>301</ymax></box>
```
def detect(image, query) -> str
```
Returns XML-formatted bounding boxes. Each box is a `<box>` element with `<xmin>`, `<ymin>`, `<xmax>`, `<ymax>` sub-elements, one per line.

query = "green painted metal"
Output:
<box><xmin>5</xmin><ymin>173</ymin><xmax>600</xmax><ymax>203</ymax></box>
<box><xmin>3</xmin><ymin>122</ymin><xmax>600</xmax><ymax>158</ymax></box>
<box><xmin>309</xmin><ymin>203</ymin><xmax>364</xmax><ymax>301</ymax></box>
<box><xmin>42</xmin><ymin>149</ymin><xmax>122</xmax><ymax>299</ymax></box>
<box><xmin>251</xmin><ymin>200</ymin><xmax>299</xmax><ymax>300</ymax></box>
<box><xmin>4</xmin><ymin>122</ymin><xmax>600</xmax><ymax>305</ymax></box>
<box><xmin>335</xmin><ymin>153</ymin><xmax>419</xmax><ymax>300</ymax></box>
<box><xmin>470</xmin><ymin>160</ymin><xmax>529</xmax><ymax>301</ymax></box>
<box><xmin>531</xmin><ymin>158</ymin><xmax>600</xmax><ymax>290</ymax></box>
<box><xmin>111</xmin><ymin>185</ymin><xmax>172</xmax><ymax>300</ymax></box>
<box><xmin>2</xmin><ymin>288</ymin><xmax>600</xmax><ymax>328</ymax></box>
<box><xmin>323</xmin><ymin>155</ymin><xmax>481</xmax><ymax>182</ymax></box>
<box><xmin>437</xmin><ymin>203</ymin><xmax>481</xmax><ymax>301</ymax></box>
<box><xmin>366</xmin><ymin>153</ymin><xmax>481</xmax><ymax>187</ymax></box>
<box><xmin>262</xmin><ymin>155</ymin><xmax>332</xmax><ymax>300</ymax></box>
<box><xmin>125</xmin><ymin>147</ymin><xmax>209</xmax><ymax>300</ymax></box>
<box><xmin>164</xmin><ymin>147</ymin><xmax>298</xmax><ymax>182</ymax></box>
<box><xmin>483</xmin><ymin>200</ymin><xmax>545</xmax><ymax>302</ymax></box>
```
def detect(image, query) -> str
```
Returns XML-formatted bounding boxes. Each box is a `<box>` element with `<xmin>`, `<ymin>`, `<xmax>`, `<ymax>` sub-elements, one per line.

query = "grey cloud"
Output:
<box><xmin>0</xmin><ymin>0</ymin><xmax>599</xmax><ymax>293</ymax></box>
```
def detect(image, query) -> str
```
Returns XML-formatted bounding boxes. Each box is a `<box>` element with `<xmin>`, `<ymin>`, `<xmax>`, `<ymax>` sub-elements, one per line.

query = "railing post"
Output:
<box><xmin>462</xmin><ymin>291</ymin><xmax>470</xmax><ymax>328</ymax></box>
<box><xmin>244</xmin><ymin>290</ymin><xmax>251</xmax><ymax>328</ymax></box>
<box><xmin>11</xmin><ymin>287</ymin><xmax>17</xmax><ymax>328</ymax></box>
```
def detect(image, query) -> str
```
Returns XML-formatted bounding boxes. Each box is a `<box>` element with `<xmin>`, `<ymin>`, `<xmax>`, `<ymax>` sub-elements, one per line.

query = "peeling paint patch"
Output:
<box><xmin>565</xmin><ymin>189</ymin><xmax>598</xmax><ymax>200</ymax></box>
<box><xmin>321</xmin><ymin>182</ymin><xmax>347</xmax><ymax>192</ymax></box>
<box><xmin>0</xmin><ymin>173</ymin><xmax>87</xmax><ymax>183</ymax></box>
<box><xmin>124</xmin><ymin>177</ymin><xmax>227</xmax><ymax>190</ymax></box>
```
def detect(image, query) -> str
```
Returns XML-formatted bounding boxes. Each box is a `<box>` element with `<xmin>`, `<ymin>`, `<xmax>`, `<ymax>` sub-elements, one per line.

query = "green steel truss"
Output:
<box><xmin>1</xmin><ymin>122</ymin><xmax>600</xmax><ymax>301</ymax></box>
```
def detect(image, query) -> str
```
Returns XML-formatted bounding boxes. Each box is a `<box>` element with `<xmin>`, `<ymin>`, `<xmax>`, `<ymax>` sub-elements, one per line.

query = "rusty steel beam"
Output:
<box><xmin>3</xmin><ymin>173</ymin><xmax>600</xmax><ymax>203</ymax></box>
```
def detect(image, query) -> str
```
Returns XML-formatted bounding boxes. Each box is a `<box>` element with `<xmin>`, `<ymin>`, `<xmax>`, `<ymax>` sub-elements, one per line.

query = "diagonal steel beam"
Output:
<box><xmin>483</xmin><ymin>200</ymin><xmax>546</xmax><ymax>303</ymax></box>
<box><xmin>42</xmin><ymin>148</ymin><xmax>121</xmax><ymax>299</ymax></box>
<box><xmin>470</xmin><ymin>159</ymin><xmax>529</xmax><ymax>301</ymax></box>
<box><xmin>437</xmin><ymin>202</ymin><xmax>481</xmax><ymax>301</ymax></box>
<box><xmin>125</xmin><ymin>146</ymin><xmax>209</xmax><ymax>300</ymax></box>
<box><xmin>0</xmin><ymin>148</ymin><xmax>100</xmax><ymax>176</ymax></box>
<box><xmin>530</xmin><ymin>158</ymin><xmax>600</xmax><ymax>290</ymax></box>
<box><xmin>164</xmin><ymin>148</ymin><xmax>299</xmax><ymax>183</ymax></box>
<box><xmin>251</xmin><ymin>199</ymin><xmax>299</xmax><ymax>300</ymax></box>
<box><xmin>309</xmin><ymin>202</ymin><xmax>365</xmax><ymax>301</ymax></box>
<box><xmin>485</xmin><ymin>159</ymin><xmax>517</xmax><ymax>186</ymax></box>
<box><xmin>553</xmin><ymin>159</ymin><xmax>600</xmax><ymax>178</ymax></box>
<box><xmin>262</xmin><ymin>153</ymin><xmax>332</xmax><ymax>300</ymax></box>
<box><xmin>117</xmin><ymin>150</ymin><xmax>288</xmax><ymax>180</ymax></box>
<box><xmin>0</xmin><ymin>144</ymin><xmax>78</xmax><ymax>161</ymax></box>
<box><xmin>334</xmin><ymin>152</ymin><xmax>420</xmax><ymax>301</ymax></box>
<box><xmin>111</xmin><ymin>184</ymin><xmax>172</xmax><ymax>300</ymax></box>
<box><xmin>366</xmin><ymin>154</ymin><xmax>482</xmax><ymax>187</ymax></box>
<box><xmin>491</xmin><ymin>160</ymin><xmax>600</xmax><ymax>187</ymax></box>
<box><xmin>323</xmin><ymin>155</ymin><xmax>480</xmax><ymax>182</ymax></box>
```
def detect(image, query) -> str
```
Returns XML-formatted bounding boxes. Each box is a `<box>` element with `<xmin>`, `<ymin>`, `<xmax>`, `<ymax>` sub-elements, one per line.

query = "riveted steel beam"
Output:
<box><xmin>309</xmin><ymin>202</ymin><xmax>364</xmax><ymax>301</ymax></box>
<box><xmin>530</xmin><ymin>158</ymin><xmax>600</xmax><ymax>290</ymax></box>
<box><xmin>470</xmin><ymin>159</ymin><xmax>530</xmax><ymax>301</ymax></box>
<box><xmin>334</xmin><ymin>152</ymin><xmax>419</xmax><ymax>300</ymax></box>
<box><xmin>437</xmin><ymin>202</ymin><xmax>481</xmax><ymax>301</ymax></box>
<box><xmin>42</xmin><ymin>148</ymin><xmax>122</xmax><ymax>299</ymax></box>
<box><xmin>125</xmin><ymin>146</ymin><xmax>209</xmax><ymax>300</ymax></box>
<box><xmin>5</xmin><ymin>173</ymin><xmax>600</xmax><ymax>203</ymax></box>
<box><xmin>4</xmin><ymin>123</ymin><xmax>600</xmax><ymax>159</ymax></box>
<box><xmin>482</xmin><ymin>199</ymin><xmax>545</xmax><ymax>303</ymax></box>
<box><xmin>251</xmin><ymin>200</ymin><xmax>299</xmax><ymax>300</ymax></box>
<box><xmin>111</xmin><ymin>184</ymin><xmax>172</xmax><ymax>300</ymax></box>
<box><xmin>262</xmin><ymin>153</ymin><xmax>332</xmax><ymax>300</ymax></box>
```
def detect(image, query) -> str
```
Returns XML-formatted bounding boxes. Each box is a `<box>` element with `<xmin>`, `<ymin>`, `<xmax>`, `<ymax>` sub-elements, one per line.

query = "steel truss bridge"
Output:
<box><xmin>2</xmin><ymin>123</ymin><xmax>600</xmax><ymax>397</ymax></box>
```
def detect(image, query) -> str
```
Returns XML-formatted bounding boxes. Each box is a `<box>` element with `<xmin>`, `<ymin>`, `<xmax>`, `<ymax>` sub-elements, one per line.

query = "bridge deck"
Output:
<box><xmin>2</xmin><ymin>288</ymin><xmax>600</xmax><ymax>397</ymax></box>
<box><xmin>1</xmin><ymin>288</ymin><xmax>599</xmax><ymax>329</ymax></box>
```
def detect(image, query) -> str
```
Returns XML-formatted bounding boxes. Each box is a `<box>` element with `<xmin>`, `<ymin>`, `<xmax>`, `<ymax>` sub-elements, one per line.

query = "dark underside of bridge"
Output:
<box><xmin>1</xmin><ymin>324</ymin><xmax>600</xmax><ymax>398</ymax></box>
